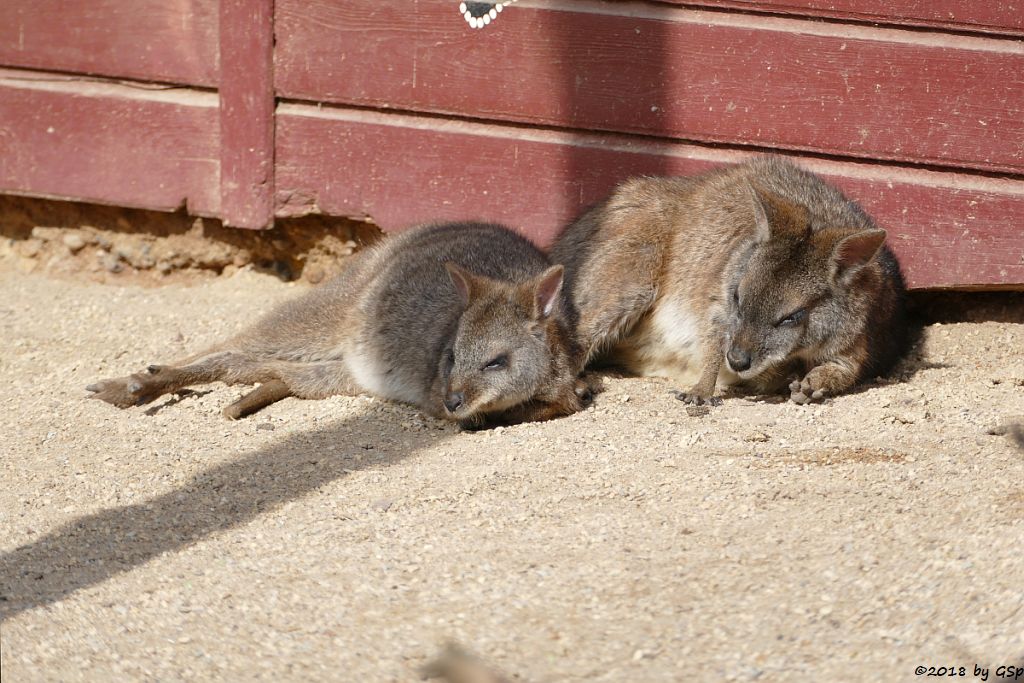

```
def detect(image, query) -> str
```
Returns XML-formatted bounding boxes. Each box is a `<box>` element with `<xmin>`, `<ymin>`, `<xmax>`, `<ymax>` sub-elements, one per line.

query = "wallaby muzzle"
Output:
<box><xmin>726</xmin><ymin>346</ymin><xmax>753</xmax><ymax>373</ymax></box>
<box><xmin>443</xmin><ymin>390</ymin><xmax>465</xmax><ymax>414</ymax></box>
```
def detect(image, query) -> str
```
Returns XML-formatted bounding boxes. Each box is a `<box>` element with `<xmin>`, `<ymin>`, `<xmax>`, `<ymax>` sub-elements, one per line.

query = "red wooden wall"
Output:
<box><xmin>1</xmin><ymin>0</ymin><xmax>1022</xmax><ymax>290</ymax></box>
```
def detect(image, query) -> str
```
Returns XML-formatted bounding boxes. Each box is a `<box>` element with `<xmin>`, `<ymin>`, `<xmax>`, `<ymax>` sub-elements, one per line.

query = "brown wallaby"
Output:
<box><xmin>87</xmin><ymin>222</ymin><xmax>591</xmax><ymax>429</ymax></box>
<box><xmin>550</xmin><ymin>155</ymin><xmax>908</xmax><ymax>405</ymax></box>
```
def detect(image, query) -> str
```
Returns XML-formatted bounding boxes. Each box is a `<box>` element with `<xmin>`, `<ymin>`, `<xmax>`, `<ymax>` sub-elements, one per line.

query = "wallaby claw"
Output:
<box><xmin>789</xmin><ymin>378</ymin><xmax>825</xmax><ymax>405</ymax></box>
<box><xmin>671</xmin><ymin>390</ymin><xmax>723</xmax><ymax>407</ymax></box>
<box><xmin>458</xmin><ymin>417</ymin><xmax>486</xmax><ymax>432</ymax></box>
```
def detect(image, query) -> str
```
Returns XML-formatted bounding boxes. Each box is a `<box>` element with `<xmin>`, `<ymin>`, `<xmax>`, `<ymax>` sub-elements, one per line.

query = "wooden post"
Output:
<box><xmin>219</xmin><ymin>0</ymin><xmax>275</xmax><ymax>229</ymax></box>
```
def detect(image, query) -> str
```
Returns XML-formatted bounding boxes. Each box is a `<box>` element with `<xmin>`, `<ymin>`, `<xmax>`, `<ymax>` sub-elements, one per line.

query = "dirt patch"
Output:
<box><xmin>1</xmin><ymin>260</ymin><xmax>1022</xmax><ymax>682</ymax></box>
<box><xmin>0</xmin><ymin>194</ymin><xmax>383</xmax><ymax>285</ymax></box>
<box><xmin>779</xmin><ymin>447</ymin><xmax>908</xmax><ymax>466</ymax></box>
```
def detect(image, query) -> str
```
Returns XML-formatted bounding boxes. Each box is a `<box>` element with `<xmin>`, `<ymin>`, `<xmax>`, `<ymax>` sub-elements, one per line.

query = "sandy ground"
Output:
<box><xmin>1</xmin><ymin>261</ymin><xmax>1022</xmax><ymax>682</ymax></box>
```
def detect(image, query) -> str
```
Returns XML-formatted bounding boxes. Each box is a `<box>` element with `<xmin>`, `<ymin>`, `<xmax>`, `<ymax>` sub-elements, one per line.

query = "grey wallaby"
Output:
<box><xmin>87</xmin><ymin>222</ymin><xmax>592</xmax><ymax>428</ymax></box>
<box><xmin>550</xmin><ymin>155</ymin><xmax>908</xmax><ymax>404</ymax></box>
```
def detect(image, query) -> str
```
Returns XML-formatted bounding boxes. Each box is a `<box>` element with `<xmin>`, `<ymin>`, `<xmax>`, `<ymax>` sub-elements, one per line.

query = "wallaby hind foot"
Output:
<box><xmin>86</xmin><ymin>363</ymin><xmax>193</xmax><ymax>407</ymax></box>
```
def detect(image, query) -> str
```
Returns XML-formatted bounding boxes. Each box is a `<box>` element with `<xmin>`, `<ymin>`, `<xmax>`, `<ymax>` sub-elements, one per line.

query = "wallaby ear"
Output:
<box><xmin>444</xmin><ymin>262</ymin><xmax>477</xmax><ymax>305</ymax></box>
<box><xmin>749</xmin><ymin>182</ymin><xmax>773</xmax><ymax>244</ymax></box>
<box><xmin>833</xmin><ymin>228</ymin><xmax>887</xmax><ymax>276</ymax></box>
<box><xmin>533</xmin><ymin>265</ymin><xmax>565</xmax><ymax>320</ymax></box>
<box><xmin>748</xmin><ymin>182</ymin><xmax>810</xmax><ymax>243</ymax></box>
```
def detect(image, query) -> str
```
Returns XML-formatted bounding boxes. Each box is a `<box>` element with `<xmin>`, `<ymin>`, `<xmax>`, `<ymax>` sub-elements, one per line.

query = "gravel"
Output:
<box><xmin>1</xmin><ymin>263</ymin><xmax>1021</xmax><ymax>681</ymax></box>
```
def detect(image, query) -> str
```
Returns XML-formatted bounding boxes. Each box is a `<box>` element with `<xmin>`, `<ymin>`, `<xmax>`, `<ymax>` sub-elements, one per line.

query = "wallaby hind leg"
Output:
<box><xmin>219</xmin><ymin>359</ymin><xmax>363</xmax><ymax>418</ymax></box>
<box><xmin>222</xmin><ymin>379</ymin><xmax>292</xmax><ymax>420</ymax></box>
<box><xmin>571</xmin><ymin>236</ymin><xmax>660</xmax><ymax>370</ymax></box>
<box><xmin>88</xmin><ymin>352</ymin><xmax>363</xmax><ymax>416</ymax></box>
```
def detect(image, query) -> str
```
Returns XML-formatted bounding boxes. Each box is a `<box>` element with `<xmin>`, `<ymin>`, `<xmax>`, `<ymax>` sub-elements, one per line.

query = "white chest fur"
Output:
<box><xmin>609</xmin><ymin>299</ymin><xmax>702</xmax><ymax>384</ymax></box>
<box><xmin>345</xmin><ymin>339</ymin><xmax>422</xmax><ymax>405</ymax></box>
<box><xmin>651</xmin><ymin>301</ymin><xmax>701</xmax><ymax>356</ymax></box>
<box><xmin>613</xmin><ymin>299</ymin><xmax>739</xmax><ymax>388</ymax></box>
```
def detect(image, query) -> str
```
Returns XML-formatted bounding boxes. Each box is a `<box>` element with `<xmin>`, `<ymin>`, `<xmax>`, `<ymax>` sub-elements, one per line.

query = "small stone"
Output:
<box><xmin>304</xmin><ymin>266</ymin><xmax>325</xmax><ymax>284</ymax></box>
<box><xmin>744</xmin><ymin>431</ymin><xmax>770</xmax><ymax>443</ymax></box>
<box><xmin>63</xmin><ymin>234</ymin><xmax>87</xmax><ymax>253</ymax></box>
<box><xmin>256</xmin><ymin>423</ymin><xmax>275</xmax><ymax>431</ymax></box>
<box><xmin>21</xmin><ymin>239</ymin><xmax>42</xmax><ymax>258</ymax></box>
<box><xmin>685</xmin><ymin>405</ymin><xmax>710</xmax><ymax>418</ymax></box>
<box><xmin>103</xmin><ymin>254</ymin><xmax>123</xmax><ymax>273</ymax></box>
<box><xmin>894</xmin><ymin>410</ymin><xmax>928</xmax><ymax>424</ymax></box>
<box><xmin>372</xmin><ymin>498</ymin><xmax>393</xmax><ymax>512</ymax></box>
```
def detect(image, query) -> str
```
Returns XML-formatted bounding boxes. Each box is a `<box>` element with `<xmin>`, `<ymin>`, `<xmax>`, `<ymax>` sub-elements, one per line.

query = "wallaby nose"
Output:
<box><xmin>443</xmin><ymin>391</ymin><xmax>465</xmax><ymax>414</ymax></box>
<box><xmin>727</xmin><ymin>347</ymin><xmax>752</xmax><ymax>372</ymax></box>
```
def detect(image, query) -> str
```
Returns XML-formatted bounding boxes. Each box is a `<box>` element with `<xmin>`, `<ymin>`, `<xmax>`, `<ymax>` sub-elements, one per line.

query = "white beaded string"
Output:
<box><xmin>459</xmin><ymin>1</ymin><xmax>517</xmax><ymax>29</ymax></box>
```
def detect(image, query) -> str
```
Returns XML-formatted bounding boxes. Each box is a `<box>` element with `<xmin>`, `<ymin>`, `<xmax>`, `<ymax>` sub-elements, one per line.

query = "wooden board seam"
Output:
<box><xmin>519</xmin><ymin>0</ymin><xmax>1024</xmax><ymax>54</ymax></box>
<box><xmin>276</xmin><ymin>101</ymin><xmax>1024</xmax><ymax>191</ymax></box>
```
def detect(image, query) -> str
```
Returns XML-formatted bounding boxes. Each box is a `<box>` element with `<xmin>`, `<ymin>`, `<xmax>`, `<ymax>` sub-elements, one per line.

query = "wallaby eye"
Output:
<box><xmin>445</xmin><ymin>349</ymin><xmax>456</xmax><ymax>366</ymax></box>
<box><xmin>732</xmin><ymin>287</ymin><xmax>740</xmax><ymax>306</ymax></box>
<box><xmin>776</xmin><ymin>308</ymin><xmax>807</xmax><ymax>327</ymax></box>
<box><xmin>483</xmin><ymin>354</ymin><xmax>508</xmax><ymax>371</ymax></box>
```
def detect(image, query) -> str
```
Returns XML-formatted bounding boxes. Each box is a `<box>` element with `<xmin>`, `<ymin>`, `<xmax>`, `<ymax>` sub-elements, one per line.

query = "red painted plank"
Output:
<box><xmin>219</xmin><ymin>0</ymin><xmax>275</xmax><ymax>229</ymax></box>
<box><xmin>275</xmin><ymin>104</ymin><xmax>1024</xmax><ymax>290</ymax></box>
<box><xmin>0</xmin><ymin>0</ymin><xmax>219</xmax><ymax>87</ymax></box>
<box><xmin>275</xmin><ymin>0</ymin><xmax>1024</xmax><ymax>175</ymax></box>
<box><xmin>663</xmin><ymin>0</ymin><xmax>1024</xmax><ymax>36</ymax></box>
<box><xmin>0</xmin><ymin>69</ymin><xmax>220</xmax><ymax>216</ymax></box>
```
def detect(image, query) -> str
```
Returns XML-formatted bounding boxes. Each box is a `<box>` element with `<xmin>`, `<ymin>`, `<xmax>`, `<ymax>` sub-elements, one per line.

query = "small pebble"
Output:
<box><xmin>63</xmin><ymin>234</ymin><xmax>87</xmax><ymax>253</ymax></box>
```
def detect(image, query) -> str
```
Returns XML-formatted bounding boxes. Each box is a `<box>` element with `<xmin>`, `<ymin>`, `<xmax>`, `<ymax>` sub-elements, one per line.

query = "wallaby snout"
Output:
<box><xmin>726</xmin><ymin>346</ymin><xmax>752</xmax><ymax>373</ymax></box>
<box><xmin>444</xmin><ymin>390</ymin><xmax>465</xmax><ymax>414</ymax></box>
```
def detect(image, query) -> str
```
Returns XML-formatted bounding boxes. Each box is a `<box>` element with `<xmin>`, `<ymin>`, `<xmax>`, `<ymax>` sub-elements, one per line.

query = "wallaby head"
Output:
<box><xmin>722</xmin><ymin>183</ymin><xmax>887</xmax><ymax>380</ymax></box>
<box><xmin>439</xmin><ymin>262</ymin><xmax>567</xmax><ymax>421</ymax></box>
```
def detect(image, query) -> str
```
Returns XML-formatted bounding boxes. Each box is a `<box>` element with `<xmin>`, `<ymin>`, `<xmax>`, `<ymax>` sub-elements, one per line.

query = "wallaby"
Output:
<box><xmin>550</xmin><ymin>155</ymin><xmax>908</xmax><ymax>405</ymax></box>
<box><xmin>87</xmin><ymin>222</ymin><xmax>591</xmax><ymax>429</ymax></box>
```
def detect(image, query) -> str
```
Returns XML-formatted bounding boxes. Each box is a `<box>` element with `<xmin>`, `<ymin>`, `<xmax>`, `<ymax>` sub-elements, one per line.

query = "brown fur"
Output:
<box><xmin>87</xmin><ymin>222</ymin><xmax>592</xmax><ymax>428</ymax></box>
<box><xmin>550</xmin><ymin>156</ymin><xmax>908</xmax><ymax>404</ymax></box>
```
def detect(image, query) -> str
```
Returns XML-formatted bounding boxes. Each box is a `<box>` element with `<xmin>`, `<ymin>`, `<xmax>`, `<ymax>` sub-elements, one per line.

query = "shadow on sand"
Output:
<box><xmin>0</xmin><ymin>409</ymin><xmax>455</xmax><ymax>622</ymax></box>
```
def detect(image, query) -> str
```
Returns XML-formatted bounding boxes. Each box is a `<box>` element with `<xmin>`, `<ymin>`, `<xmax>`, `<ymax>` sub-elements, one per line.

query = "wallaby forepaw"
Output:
<box><xmin>672</xmin><ymin>389</ymin><xmax>723</xmax><ymax>407</ymax></box>
<box><xmin>789</xmin><ymin>378</ymin><xmax>825</xmax><ymax>405</ymax></box>
<box><xmin>457</xmin><ymin>417</ymin><xmax>486</xmax><ymax>432</ymax></box>
<box><xmin>573</xmin><ymin>377</ymin><xmax>600</xmax><ymax>408</ymax></box>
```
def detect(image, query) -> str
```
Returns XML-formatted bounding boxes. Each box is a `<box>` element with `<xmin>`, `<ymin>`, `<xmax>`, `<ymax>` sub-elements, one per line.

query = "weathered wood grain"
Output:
<box><xmin>660</xmin><ymin>0</ymin><xmax>1024</xmax><ymax>36</ymax></box>
<box><xmin>275</xmin><ymin>0</ymin><xmax>1024</xmax><ymax>175</ymax></box>
<box><xmin>0</xmin><ymin>69</ymin><xmax>220</xmax><ymax>216</ymax></box>
<box><xmin>275</xmin><ymin>104</ymin><xmax>1024</xmax><ymax>290</ymax></box>
<box><xmin>219</xmin><ymin>0</ymin><xmax>275</xmax><ymax>229</ymax></box>
<box><xmin>0</xmin><ymin>0</ymin><xmax>219</xmax><ymax>86</ymax></box>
